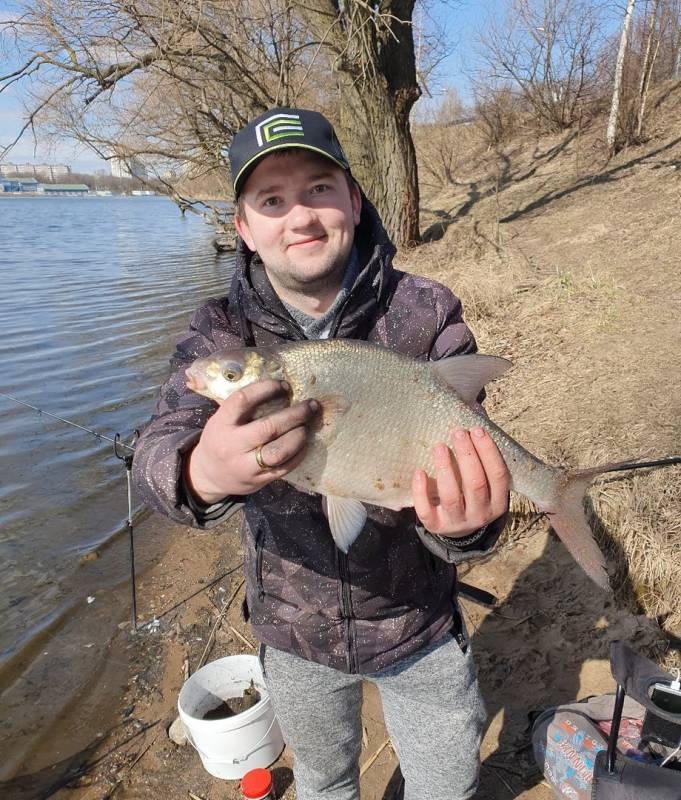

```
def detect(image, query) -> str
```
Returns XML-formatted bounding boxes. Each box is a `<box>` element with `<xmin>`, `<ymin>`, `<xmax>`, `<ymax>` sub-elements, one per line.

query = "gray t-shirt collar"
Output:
<box><xmin>281</xmin><ymin>247</ymin><xmax>360</xmax><ymax>340</ymax></box>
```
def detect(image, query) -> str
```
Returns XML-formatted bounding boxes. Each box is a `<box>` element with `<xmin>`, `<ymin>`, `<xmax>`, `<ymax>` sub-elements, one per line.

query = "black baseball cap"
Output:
<box><xmin>229</xmin><ymin>107</ymin><xmax>351</xmax><ymax>197</ymax></box>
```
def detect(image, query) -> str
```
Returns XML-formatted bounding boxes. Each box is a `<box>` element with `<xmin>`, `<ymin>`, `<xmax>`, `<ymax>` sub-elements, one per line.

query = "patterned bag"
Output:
<box><xmin>532</xmin><ymin>641</ymin><xmax>681</xmax><ymax>800</ymax></box>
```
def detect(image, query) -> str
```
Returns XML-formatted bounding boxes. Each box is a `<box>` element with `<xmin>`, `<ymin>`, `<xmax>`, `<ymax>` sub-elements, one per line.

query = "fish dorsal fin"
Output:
<box><xmin>322</xmin><ymin>495</ymin><xmax>367</xmax><ymax>553</ymax></box>
<box><xmin>431</xmin><ymin>354</ymin><xmax>512</xmax><ymax>404</ymax></box>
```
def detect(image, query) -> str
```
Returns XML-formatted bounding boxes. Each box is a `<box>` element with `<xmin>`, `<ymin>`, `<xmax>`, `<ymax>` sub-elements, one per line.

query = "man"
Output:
<box><xmin>133</xmin><ymin>107</ymin><xmax>510</xmax><ymax>799</ymax></box>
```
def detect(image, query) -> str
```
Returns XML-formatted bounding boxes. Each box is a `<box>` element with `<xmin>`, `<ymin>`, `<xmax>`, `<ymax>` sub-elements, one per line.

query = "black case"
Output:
<box><xmin>592</xmin><ymin>641</ymin><xmax>681</xmax><ymax>800</ymax></box>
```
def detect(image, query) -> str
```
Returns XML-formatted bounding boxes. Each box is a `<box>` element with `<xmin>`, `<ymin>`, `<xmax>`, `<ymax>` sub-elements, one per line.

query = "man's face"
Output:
<box><xmin>234</xmin><ymin>151</ymin><xmax>361</xmax><ymax>299</ymax></box>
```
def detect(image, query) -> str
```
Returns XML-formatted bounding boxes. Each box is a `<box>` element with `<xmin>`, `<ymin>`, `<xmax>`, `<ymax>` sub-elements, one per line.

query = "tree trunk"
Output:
<box><xmin>636</xmin><ymin>0</ymin><xmax>660</xmax><ymax>138</ymax></box>
<box><xmin>607</xmin><ymin>0</ymin><xmax>637</xmax><ymax>154</ymax></box>
<box><xmin>297</xmin><ymin>0</ymin><xmax>421</xmax><ymax>247</ymax></box>
<box><xmin>337</xmin><ymin>66</ymin><xmax>420</xmax><ymax>247</ymax></box>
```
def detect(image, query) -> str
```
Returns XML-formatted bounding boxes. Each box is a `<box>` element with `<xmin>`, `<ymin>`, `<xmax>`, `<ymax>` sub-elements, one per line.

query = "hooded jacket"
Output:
<box><xmin>132</xmin><ymin>198</ymin><xmax>504</xmax><ymax>673</ymax></box>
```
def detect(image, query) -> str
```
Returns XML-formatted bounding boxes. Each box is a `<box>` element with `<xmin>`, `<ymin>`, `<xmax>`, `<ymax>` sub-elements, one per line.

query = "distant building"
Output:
<box><xmin>35</xmin><ymin>164</ymin><xmax>71</xmax><ymax>180</ymax></box>
<box><xmin>1</xmin><ymin>177</ymin><xmax>40</xmax><ymax>192</ymax></box>
<box><xmin>0</xmin><ymin>163</ymin><xmax>27</xmax><ymax>177</ymax></box>
<box><xmin>37</xmin><ymin>183</ymin><xmax>89</xmax><ymax>195</ymax></box>
<box><xmin>110</xmin><ymin>156</ymin><xmax>147</xmax><ymax>179</ymax></box>
<box><xmin>0</xmin><ymin>163</ymin><xmax>71</xmax><ymax>180</ymax></box>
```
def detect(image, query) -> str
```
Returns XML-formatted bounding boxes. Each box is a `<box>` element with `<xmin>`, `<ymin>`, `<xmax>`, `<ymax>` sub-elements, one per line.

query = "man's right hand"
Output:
<box><xmin>186</xmin><ymin>379</ymin><xmax>318</xmax><ymax>505</ymax></box>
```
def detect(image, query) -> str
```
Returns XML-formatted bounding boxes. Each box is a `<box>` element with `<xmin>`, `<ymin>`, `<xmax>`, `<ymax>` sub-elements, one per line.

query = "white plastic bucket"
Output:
<box><xmin>177</xmin><ymin>654</ymin><xmax>284</xmax><ymax>780</ymax></box>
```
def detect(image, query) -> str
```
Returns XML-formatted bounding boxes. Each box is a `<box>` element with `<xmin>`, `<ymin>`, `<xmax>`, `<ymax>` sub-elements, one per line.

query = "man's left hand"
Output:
<box><xmin>411</xmin><ymin>427</ymin><xmax>510</xmax><ymax>538</ymax></box>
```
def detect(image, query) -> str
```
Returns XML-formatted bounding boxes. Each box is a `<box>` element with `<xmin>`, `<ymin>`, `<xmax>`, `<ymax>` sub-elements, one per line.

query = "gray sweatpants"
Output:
<box><xmin>261</xmin><ymin>634</ymin><xmax>486</xmax><ymax>800</ymax></box>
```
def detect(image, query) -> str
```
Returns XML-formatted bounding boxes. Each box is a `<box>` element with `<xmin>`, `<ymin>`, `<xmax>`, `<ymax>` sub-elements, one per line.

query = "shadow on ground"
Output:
<box><xmin>379</xmin><ymin>498</ymin><xmax>661</xmax><ymax>799</ymax></box>
<box><xmin>0</xmin><ymin>720</ymin><xmax>161</xmax><ymax>800</ymax></box>
<box><xmin>0</xmin><ymin>741</ymin><xmax>102</xmax><ymax>800</ymax></box>
<box><xmin>473</xmin><ymin>505</ymin><xmax>653</xmax><ymax>799</ymax></box>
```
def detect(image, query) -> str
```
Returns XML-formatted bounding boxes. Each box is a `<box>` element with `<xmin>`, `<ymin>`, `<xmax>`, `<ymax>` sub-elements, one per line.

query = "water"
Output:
<box><xmin>0</xmin><ymin>196</ymin><xmax>235</xmax><ymax>755</ymax></box>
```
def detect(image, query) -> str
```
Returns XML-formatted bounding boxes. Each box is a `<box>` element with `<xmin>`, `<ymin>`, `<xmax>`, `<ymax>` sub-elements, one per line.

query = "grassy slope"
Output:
<box><xmin>399</xmin><ymin>83</ymin><xmax>681</xmax><ymax>798</ymax></box>
<box><xmin>405</xmin><ymin>81</ymin><xmax>681</xmax><ymax>631</ymax></box>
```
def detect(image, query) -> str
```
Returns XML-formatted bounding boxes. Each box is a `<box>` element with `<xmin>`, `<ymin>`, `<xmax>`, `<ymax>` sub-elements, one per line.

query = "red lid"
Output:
<box><xmin>241</xmin><ymin>767</ymin><xmax>273</xmax><ymax>798</ymax></box>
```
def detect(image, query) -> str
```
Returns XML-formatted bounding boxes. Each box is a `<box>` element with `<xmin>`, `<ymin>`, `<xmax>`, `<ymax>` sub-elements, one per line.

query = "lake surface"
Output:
<box><xmin>0</xmin><ymin>196</ymin><xmax>235</xmax><ymax>771</ymax></box>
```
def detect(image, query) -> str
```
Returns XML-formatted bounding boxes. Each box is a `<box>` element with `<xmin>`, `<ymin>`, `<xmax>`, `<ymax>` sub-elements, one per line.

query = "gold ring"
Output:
<box><xmin>254</xmin><ymin>445</ymin><xmax>272</xmax><ymax>471</ymax></box>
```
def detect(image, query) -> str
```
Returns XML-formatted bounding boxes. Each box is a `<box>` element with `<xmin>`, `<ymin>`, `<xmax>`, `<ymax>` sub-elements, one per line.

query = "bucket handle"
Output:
<box><xmin>185</xmin><ymin>716</ymin><xmax>281</xmax><ymax>765</ymax></box>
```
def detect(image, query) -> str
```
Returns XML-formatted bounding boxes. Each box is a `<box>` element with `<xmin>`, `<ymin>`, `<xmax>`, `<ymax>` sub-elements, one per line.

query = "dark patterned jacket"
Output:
<box><xmin>132</xmin><ymin>198</ymin><xmax>505</xmax><ymax>674</ymax></box>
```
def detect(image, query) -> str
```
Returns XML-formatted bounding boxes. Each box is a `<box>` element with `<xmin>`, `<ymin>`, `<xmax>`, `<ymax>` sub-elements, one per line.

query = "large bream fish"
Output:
<box><xmin>186</xmin><ymin>339</ymin><xmax>621</xmax><ymax>590</ymax></box>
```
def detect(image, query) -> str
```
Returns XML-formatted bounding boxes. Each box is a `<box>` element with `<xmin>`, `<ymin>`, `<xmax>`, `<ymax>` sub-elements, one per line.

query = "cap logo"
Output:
<box><xmin>255</xmin><ymin>112</ymin><xmax>304</xmax><ymax>147</ymax></box>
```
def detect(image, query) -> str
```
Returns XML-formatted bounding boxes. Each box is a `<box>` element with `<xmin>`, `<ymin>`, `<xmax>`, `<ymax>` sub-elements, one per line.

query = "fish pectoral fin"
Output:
<box><xmin>431</xmin><ymin>354</ymin><xmax>512</xmax><ymax>404</ymax></box>
<box><xmin>322</xmin><ymin>495</ymin><xmax>367</xmax><ymax>553</ymax></box>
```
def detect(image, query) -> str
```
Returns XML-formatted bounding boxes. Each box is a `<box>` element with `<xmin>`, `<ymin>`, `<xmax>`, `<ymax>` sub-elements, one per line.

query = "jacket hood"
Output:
<box><xmin>229</xmin><ymin>195</ymin><xmax>397</xmax><ymax>344</ymax></box>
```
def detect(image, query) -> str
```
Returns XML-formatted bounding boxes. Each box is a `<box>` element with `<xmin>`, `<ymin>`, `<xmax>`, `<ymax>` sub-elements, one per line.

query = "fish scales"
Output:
<box><xmin>281</xmin><ymin>339</ymin><xmax>469</xmax><ymax>507</ymax></box>
<box><xmin>276</xmin><ymin>340</ymin><xmax>544</xmax><ymax>507</ymax></box>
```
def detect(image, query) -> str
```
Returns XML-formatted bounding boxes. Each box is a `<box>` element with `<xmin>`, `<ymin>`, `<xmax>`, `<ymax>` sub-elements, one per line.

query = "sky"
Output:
<box><xmin>0</xmin><ymin>1</ymin><xmax>108</xmax><ymax>171</ymax></box>
<box><xmin>0</xmin><ymin>0</ymin><xmax>516</xmax><ymax>173</ymax></box>
<box><xmin>417</xmin><ymin>0</ymin><xmax>506</xmax><ymax>102</ymax></box>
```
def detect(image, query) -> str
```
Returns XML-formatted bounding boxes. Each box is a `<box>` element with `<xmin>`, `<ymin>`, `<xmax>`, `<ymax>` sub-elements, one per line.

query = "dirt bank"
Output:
<box><xmin>29</xmin><ymin>509</ymin><xmax>668</xmax><ymax>800</ymax></box>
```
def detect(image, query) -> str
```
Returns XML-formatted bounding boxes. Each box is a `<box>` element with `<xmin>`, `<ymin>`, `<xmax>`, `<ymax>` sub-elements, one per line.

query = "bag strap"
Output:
<box><xmin>457</xmin><ymin>581</ymin><xmax>496</xmax><ymax>607</ymax></box>
<box><xmin>605</xmin><ymin>683</ymin><xmax>627</xmax><ymax>773</ymax></box>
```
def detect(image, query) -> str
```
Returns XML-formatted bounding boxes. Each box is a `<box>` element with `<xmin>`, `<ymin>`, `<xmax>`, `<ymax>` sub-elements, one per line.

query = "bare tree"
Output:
<box><xmin>413</xmin><ymin>87</ymin><xmax>470</xmax><ymax>187</ymax></box>
<box><xmin>0</xmin><ymin>0</ymin><xmax>429</xmax><ymax>246</ymax></box>
<box><xmin>475</xmin><ymin>0</ymin><xmax>607</xmax><ymax>133</ymax></box>
<box><xmin>607</xmin><ymin>0</ymin><xmax>637</xmax><ymax>154</ymax></box>
<box><xmin>0</xmin><ymin>1</ymin><xmax>304</xmax><ymax>216</ymax></box>
<box><xmin>473</xmin><ymin>85</ymin><xmax>523</xmax><ymax>146</ymax></box>
<box><xmin>296</xmin><ymin>1</ymin><xmax>422</xmax><ymax>245</ymax></box>
<box><xmin>636</xmin><ymin>0</ymin><xmax>662</xmax><ymax>138</ymax></box>
<box><xmin>657</xmin><ymin>0</ymin><xmax>681</xmax><ymax>78</ymax></box>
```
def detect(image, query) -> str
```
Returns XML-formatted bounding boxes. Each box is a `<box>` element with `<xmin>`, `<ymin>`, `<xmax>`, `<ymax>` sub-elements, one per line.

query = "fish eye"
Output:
<box><xmin>221</xmin><ymin>362</ymin><xmax>243</xmax><ymax>382</ymax></box>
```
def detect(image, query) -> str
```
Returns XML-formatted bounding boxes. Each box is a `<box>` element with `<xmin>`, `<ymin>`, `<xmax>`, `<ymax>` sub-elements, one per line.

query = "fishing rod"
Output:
<box><xmin>599</xmin><ymin>456</ymin><xmax>681</xmax><ymax>472</ymax></box>
<box><xmin>2</xmin><ymin>390</ymin><xmax>681</xmax><ymax>626</ymax></box>
<box><xmin>0</xmin><ymin>390</ymin><xmax>140</xmax><ymax>629</ymax></box>
<box><xmin>114</xmin><ymin>430</ymin><xmax>140</xmax><ymax>630</ymax></box>
<box><xmin>1</xmin><ymin>391</ymin><xmax>246</xmax><ymax>633</ymax></box>
<box><xmin>6</xmin><ymin>390</ymin><xmax>680</xmax><ymax>475</ymax></box>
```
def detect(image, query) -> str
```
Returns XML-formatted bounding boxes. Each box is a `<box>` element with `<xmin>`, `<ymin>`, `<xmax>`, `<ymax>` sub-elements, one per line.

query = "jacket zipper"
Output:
<box><xmin>253</xmin><ymin>300</ymin><xmax>307</xmax><ymax>343</ymax></box>
<box><xmin>255</xmin><ymin>527</ymin><xmax>265</xmax><ymax>601</ymax></box>
<box><xmin>337</xmin><ymin>550</ymin><xmax>359</xmax><ymax>673</ymax></box>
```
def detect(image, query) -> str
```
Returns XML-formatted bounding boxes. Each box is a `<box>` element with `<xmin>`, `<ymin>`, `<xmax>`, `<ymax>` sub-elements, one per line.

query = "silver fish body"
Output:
<box><xmin>186</xmin><ymin>339</ymin><xmax>614</xmax><ymax>589</ymax></box>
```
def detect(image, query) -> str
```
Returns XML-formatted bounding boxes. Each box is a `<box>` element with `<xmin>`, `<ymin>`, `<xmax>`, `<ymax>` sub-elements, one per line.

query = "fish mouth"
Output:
<box><xmin>185</xmin><ymin>365</ymin><xmax>204</xmax><ymax>392</ymax></box>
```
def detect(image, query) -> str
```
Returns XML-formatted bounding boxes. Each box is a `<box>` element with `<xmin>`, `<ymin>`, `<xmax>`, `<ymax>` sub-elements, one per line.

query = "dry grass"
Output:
<box><xmin>400</xmin><ymin>86</ymin><xmax>681</xmax><ymax>635</ymax></box>
<box><xmin>408</xmin><ymin>221</ymin><xmax>532</xmax><ymax>348</ymax></box>
<box><xmin>589</xmin><ymin>467</ymin><xmax>681</xmax><ymax>632</ymax></box>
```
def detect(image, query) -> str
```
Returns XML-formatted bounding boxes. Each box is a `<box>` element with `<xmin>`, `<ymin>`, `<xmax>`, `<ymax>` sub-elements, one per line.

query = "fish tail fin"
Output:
<box><xmin>541</xmin><ymin>462</ymin><xmax>625</xmax><ymax>592</ymax></box>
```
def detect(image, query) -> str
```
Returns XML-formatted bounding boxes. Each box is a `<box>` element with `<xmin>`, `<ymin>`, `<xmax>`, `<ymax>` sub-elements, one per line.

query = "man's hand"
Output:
<box><xmin>186</xmin><ymin>379</ymin><xmax>318</xmax><ymax>504</ymax></box>
<box><xmin>411</xmin><ymin>427</ymin><xmax>510</xmax><ymax>538</ymax></box>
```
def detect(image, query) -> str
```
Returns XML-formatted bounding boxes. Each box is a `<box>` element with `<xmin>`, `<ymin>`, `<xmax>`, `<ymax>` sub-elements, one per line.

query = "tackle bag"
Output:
<box><xmin>532</xmin><ymin>640</ymin><xmax>681</xmax><ymax>799</ymax></box>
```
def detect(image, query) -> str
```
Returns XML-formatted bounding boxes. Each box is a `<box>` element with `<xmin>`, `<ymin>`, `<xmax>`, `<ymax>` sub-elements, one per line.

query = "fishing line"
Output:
<box><xmin>0</xmin><ymin>391</ymin><xmax>136</xmax><ymax>451</ymax></box>
<box><xmin>1</xmin><ymin>390</ymin><xmax>140</xmax><ymax>628</ymax></box>
<box><xmin>600</xmin><ymin>456</ymin><xmax>681</xmax><ymax>472</ymax></box>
